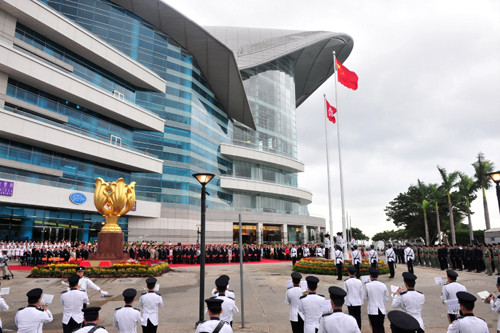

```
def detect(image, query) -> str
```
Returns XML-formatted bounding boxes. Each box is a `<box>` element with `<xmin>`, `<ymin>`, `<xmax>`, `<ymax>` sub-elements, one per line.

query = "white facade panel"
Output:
<box><xmin>0</xmin><ymin>180</ymin><xmax>161</xmax><ymax>218</ymax></box>
<box><xmin>0</xmin><ymin>110</ymin><xmax>163</xmax><ymax>174</ymax></box>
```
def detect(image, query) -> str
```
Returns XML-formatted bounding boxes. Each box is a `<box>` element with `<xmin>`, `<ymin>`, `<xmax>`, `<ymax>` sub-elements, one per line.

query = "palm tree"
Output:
<box><xmin>472</xmin><ymin>152</ymin><xmax>494</xmax><ymax>230</ymax></box>
<box><xmin>429</xmin><ymin>183</ymin><xmax>443</xmax><ymax>244</ymax></box>
<box><xmin>437</xmin><ymin>166</ymin><xmax>460</xmax><ymax>245</ymax></box>
<box><xmin>417</xmin><ymin>179</ymin><xmax>430</xmax><ymax>246</ymax></box>
<box><xmin>458</xmin><ymin>173</ymin><xmax>478</xmax><ymax>243</ymax></box>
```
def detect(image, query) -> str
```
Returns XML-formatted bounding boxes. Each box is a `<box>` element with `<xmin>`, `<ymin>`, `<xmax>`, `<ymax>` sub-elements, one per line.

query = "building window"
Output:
<box><xmin>113</xmin><ymin>90</ymin><xmax>125</xmax><ymax>100</ymax></box>
<box><xmin>110</xmin><ymin>135</ymin><xmax>122</xmax><ymax>146</ymax></box>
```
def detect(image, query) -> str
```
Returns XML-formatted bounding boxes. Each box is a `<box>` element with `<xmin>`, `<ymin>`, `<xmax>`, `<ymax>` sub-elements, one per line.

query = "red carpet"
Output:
<box><xmin>169</xmin><ymin>258</ymin><xmax>290</xmax><ymax>268</ymax></box>
<box><xmin>6</xmin><ymin>265</ymin><xmax>33</xmax><ymax>271</ymax></box>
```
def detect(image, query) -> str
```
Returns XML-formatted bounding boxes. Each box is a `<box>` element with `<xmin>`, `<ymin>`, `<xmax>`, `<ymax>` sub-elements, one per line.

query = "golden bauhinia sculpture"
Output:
<box><xmin>94</xmin><ymin>177</ymin><xmax>136</xmax><ymax>232</ymax></box>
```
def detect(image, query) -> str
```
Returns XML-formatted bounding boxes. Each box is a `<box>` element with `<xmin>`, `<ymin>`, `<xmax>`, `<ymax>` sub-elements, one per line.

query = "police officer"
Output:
<box><xmin>319</xmin><ymin>286</ymin><xmax>360</xmax><ymax>333</ymax></box>
<box><xmin>212</xmin><ymin>275</ymin><xmax>235</xmax><ymax>300</ymax></box>
<box><xmin>74</xmin><ymin>306</ymin><xmax>108</xmax><ymax>333</ymax></box>
<box><xmin>15</xmin><ymin>288</ymin><xmax>53</xmax><ymax>332</ymax></box>
<box><xmin>486</xmin><ymin>276</ymin><xmax>500</xmax><ymax>332</ymax></box>
<box><xmin>404</xmin><ymin>242</ymin><xmax>415</xmax><ymax>274</ymax></box>
<box><xmin>493</xmin><ymin>244</ymin><xmax>500</xmax><ymax>275</ymax></box>
<box><xmin>385</xmin><ymin>243</ymin><xmax>396</xmax><ymax>278</ymax></box>
<box><xmin>61</xmin><ymin>274</ymin><xmax>89</xmax><ymax>333</ymax></box>
<box><xmin>482</xmin><ymin>243</ymin><xmax>493</xmax><ymax>276</ymax></box>
<box><xmin>195</xmin><ymin>298</ymin><xmax>233</xmax><ymax>333</ymax></box>
<box><xmin>441</xmin><ymin>270</ymin><xmax>467</xmax><ymax>323</ymax></box>
<box><xmin>114</xmin><ymin>288</ymin><xmax>142</xmax><ymax>333</ymax></box>
<box><xmin>285</xmin><ymin>272</ymin><xmax>305</xmax><ymax>333</ymax></box>
<box><xmin>76</xmin><ymin>267</ymin><xmax>107</xmax><ymax>297</ymax></box>
<box><xmin>364</xmin><ymin>267</ymin><xmax>389</xmax><ymax>333</ymax></box>
<box><xmin>213</xmin><ymin>276</ymin><xmax>239</xmax><ymax>327</ymax></box>
<box><xmin>299</xmin><ymin>276</ymin><xmax>324</xmax><ymax>333</ymax></box>
<box><xmin>368</xmin><ymin>245</ymin><xmax>378</xmax><ymax>268</ymax></box>
<box><xmin>351</xmin><ymin>245</ymin><xmax>361</xmax><ymax>279</ymax></box>
<box><xmin>387</xmin><ymin>310</ymin><xmax>421</xmax><ymax>333</ymax></box>
<box><xmin>324</xmin><ymin>234</ymin><xmax>331</xmax><ymax>259</ymax></box>
<box><xmin>344</xmin><ymin>266</ymin><xmax>363</xmax><ymax>330</ymax></box>
<box><xmin>391</xmin><ymin>272</ymin><xmax>425</xmax><ymax>332</ymax></box>
<box><xmin>334</xmin><ymin>245</ymin><xmax>344</xmax><ymax>281</ymax></box>
<box><xmin>0</xmin><ymin>281</ymin><xmax>8</xmax><ymax>333</ymax></box>
<box><xmin>446</xmin><ymin>292</ymin><xmax>488</xmax><ymax>332</ymax></box>
<box><xmin>139</xmin><ymin>277</ymin><xmax>163</xmax><ymax>333</ymax></box>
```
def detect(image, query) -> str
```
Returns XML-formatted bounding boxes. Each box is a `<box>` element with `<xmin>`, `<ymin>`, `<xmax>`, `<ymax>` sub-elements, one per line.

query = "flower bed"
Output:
<box><xmin>293</xmin><ymin>258</ymin><xmax>389</xmax><ymax>276</ymax></box>
<box><xmin>28</xmin><ymin>261</ymin><xmax>170</xmax><ymax>278</ymax></box>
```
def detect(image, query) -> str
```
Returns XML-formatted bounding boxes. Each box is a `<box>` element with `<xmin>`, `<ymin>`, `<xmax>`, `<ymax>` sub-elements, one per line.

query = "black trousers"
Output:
<box><xmin>336</xmin><ymin>263</ymin><xmax>343</xmax><ymax>280</ymax></box>
<box><xmin>371</xmin><ymin>261</ymin><xmax>377</xmax><ymax>268</ymax></box>
<box><xmin>368</xmin><ymin>310</ymin><xmax>385</xmax><ymax>333</ymax></box>
<box><xmin>348</xmin><ymin>305</ymin><xmax>361</xmax><ymax>329</ymax></box>
<box><xmin>325</xmin><ymin>248</ymin><xmax>330</xmax><ymax>259</ymax></box>
<box><xmin>354</xmin><ymin>263</ymin><xmax>361</xmax><ymax>279</ymax></box>
<box><xmin>448</xmin><ymin>313</ymin><xmax>457</xmax><ymax>323</ymax></box>
<box><xmin>63</xmin><ymin>317</ymin><xmax>82</xmax><ymax>333</ymax></box>
<box><xmin>407</xmin><ymin>259</ymin><xmax>414</xmax><ymax>273</ymax></box>
<box><xmin>142</xmin><ymin>319</ymin><xmax>158</xmax><ymax>333</ymax></box>
<box><xmin>388</xmin><ymin>261</ymin><xmax>395</xmax><ymax>278</ymax></box>
<box><xmin>290</xmin><ymin>316</ymin><xmax>304</xmax><ymax>333</ymax></box>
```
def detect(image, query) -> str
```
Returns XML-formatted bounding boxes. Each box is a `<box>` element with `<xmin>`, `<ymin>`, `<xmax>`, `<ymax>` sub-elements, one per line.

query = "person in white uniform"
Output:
<box><xmin>336</xmin><ymin>232</ymin><xmax>344</xmax><ymax>252</ymax></box>
<box><xmin>212</xmin><ymin>275</ymin><xmax>235</xmax><ymax>300</ymax></box>
<box><xmin>324</xmin><ymin>234</ymin><xmax>331</xmax><ymax>259</ymax></box>
<box><xmin>391</xmin><ymin>272</ymin><xmax>425</xmax><ymax>332</ymax></box>
<box><xmin>285</xmin><ymin>272</ymin><xmax>304</xmax><ymax>333</ymax></box>
<box><xmin>387</xmin><ymin>310</ymin><xmax>421</xmax><ymax>333</ymax></box>
<box><xmin>344</xmin><ymin>266</ymin><xmax>363</xmax><ymax>330</ymax></box>
<box><xmin>74</xmin><ymin>306</ymin><xmax>108</xmax><ymax>333</ymax></box>
<box><xmin>369</xmin><ymin>245</ymin><xmax>379</xmax><ymax>268</ymax></box>
<box><xmin>351</xmin><ymin>245</ymin><xmax>362</xmax><ymax>279</ymax></box>
<box><xmin>446</xmin><ymin>292</ymin><xmax>488</xmax><ymax>333</ymax></box>
<box><xmin>385</xmin><ymin>243</ymin><xmax>396</xmax><ymax>278</ymax></box>
<box><xmin>299</xmin><ymin>276</ymin><xmax>325</xmax><ymax>333</ymax></box>
<box><xmin>486</xmin><ymin>276</ymin><xmax>500</xmax><ymax>333</ymax></box>
<box><xmin>364</xmin><ymin>267</ymin><xmax>389</xmax><ymax>333</ymax></box>
<box><xmin>0</xmin><ymin>282</ymin><xmax>9</xmax><ymax>333</ymax></box>
<box><xmin>334</xmin><ymin>245</ymin><xmax>344</xmax><ymax>281</ymax></box>
<box><xmin>195</xmin><ymin>298</ymin><xmax>233</xmax><ymax>333</ymax></box>
<box><xmin>61</xmin><ymin>274</ymin><xmax>89</xmax><ymax>333</ymax></box>
<box><xmin>139</xmin><ymin>277</ymin><xmax>163</xmax><ymax>333</ymax></box>
<box><xmin>113</xmin><ymin>288</ymin><xmax>142</xmax><ymax>333</ymax></box>
<box><xmin>15</xmin><ymin>288</ymin><xmax>53</xmax><ymax>333</ymax></box>
<box><xmin>404</xmin><ymin>243</ymin><xmax>415</xmax><ymax>274</ymax></box>
<box><xmin>441</xmin><ymin>269</ymin><xmax>467</xmax><ymax>323</ymax></box>
<box><xmin>214</xmin><ymin>276</ymin><xmax>239</xmax><ymax>327</ymax></box>
<box><xmin>76</xmin><ymin>267</ymin><xmax>107</xmax><ymax>297</ymax></box>
<box><xmin>319</xmin><ymin>286</ymin><xmax>360</xmax><ymax>333</ymax></box>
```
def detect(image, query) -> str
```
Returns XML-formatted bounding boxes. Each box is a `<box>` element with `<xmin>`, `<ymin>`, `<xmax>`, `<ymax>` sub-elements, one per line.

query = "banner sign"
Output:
<box><xmin>0</xmin><ymin>180</ymin><xmax>14</xmax><ymax>197</ymax></box>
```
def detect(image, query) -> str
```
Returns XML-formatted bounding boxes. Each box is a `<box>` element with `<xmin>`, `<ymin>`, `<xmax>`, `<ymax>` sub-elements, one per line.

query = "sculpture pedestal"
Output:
<box><xmin>89</xmin><ymin>232</ymin><xmax>127</xmax><ymax>260</ymax></box>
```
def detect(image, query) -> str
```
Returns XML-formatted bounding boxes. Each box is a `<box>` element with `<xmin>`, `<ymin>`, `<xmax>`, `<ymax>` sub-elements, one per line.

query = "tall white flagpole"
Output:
<box><xmin>323</xmin><ymin>93</ymin><xmax>334</xmax><ymax>259</ymax></box>
<box><xmin>333</xmin><ymin>51</ymin><xmax>348</xmax><ymax>257</ymax></box>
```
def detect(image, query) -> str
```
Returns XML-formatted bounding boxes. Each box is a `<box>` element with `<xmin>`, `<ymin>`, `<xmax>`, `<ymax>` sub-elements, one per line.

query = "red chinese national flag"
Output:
<box><xmin>326</xmin><ymin>99</ymin><xmax>337</xmax><ymax>124</ymax></box>
<box><xmin>336</xmin><ymin>59</ymin><xmax>358</xmax><ymax>90</ymax></box>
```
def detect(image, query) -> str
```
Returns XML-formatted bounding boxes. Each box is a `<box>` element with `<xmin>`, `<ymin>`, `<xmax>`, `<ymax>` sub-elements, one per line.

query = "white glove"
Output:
<box><xmin>100</xmin><ymin>290</ymin><xmax>108</xmax><ymax>297</ymax></box>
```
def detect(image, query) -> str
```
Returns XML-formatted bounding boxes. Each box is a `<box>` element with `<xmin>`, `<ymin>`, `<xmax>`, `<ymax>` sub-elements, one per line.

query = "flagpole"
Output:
<box><xmin>323</xmin><ymin>93</ymin><xmax>334</xmax><ymax>259</ymax></box>
<box><xmin>333</xmin><ymin>51</ymin><xmax>348</xmax><ymax>257</ymax></box>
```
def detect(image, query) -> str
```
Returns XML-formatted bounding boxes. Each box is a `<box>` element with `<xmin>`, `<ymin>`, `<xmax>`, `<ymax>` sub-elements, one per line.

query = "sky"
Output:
<box><xmin>165</xmin><ymin>0</ymin><xmax>500</xmax><ymax>238</ymax></box>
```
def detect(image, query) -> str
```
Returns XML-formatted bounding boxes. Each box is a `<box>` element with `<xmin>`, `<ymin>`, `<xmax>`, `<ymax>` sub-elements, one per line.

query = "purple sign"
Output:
<box><xmin>0</xmin><ymin>180</ymin><xmax>14</xmax><ymax>197</ymax></box>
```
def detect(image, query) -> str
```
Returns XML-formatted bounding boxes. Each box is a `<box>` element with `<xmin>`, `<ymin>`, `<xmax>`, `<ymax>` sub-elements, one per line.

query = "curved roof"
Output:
<box><xmin>203</xmin><ymin>27</ymin><xmax>354</xmax><ymax>107</ymax></box>
<box><xmin>110</xmin><ymin>0</ymin><xmax>256</xmax><ymax>129</ymax></box>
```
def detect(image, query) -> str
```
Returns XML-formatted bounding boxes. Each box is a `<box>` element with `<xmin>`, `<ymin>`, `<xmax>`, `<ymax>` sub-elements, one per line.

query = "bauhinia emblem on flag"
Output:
<box><xmin>336</xmin><ymin>59</ymin><xmax>358</xmax><ymax>90</ymax></box>
<box><xmin>326</xmin><ymin>99</ymin><xmax>337</xmax><ymax>123</ymax></box>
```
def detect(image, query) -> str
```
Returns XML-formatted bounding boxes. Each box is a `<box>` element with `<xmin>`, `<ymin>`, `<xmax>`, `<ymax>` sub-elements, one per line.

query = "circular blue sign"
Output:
<box><xmin>69</xmin><ymin>192</ymin><xmax>87</xmax><ymax>205</ymax></box>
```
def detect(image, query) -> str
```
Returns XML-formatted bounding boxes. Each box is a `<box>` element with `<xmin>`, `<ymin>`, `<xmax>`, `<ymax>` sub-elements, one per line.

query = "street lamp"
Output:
<box><xmin>487</xmin><ymin>170</ymin><xmax>500</xmax><ymax>214</ymax></box>
<box><xmin>193</xmin><ymin>172</ymin><xmax>215</xmax><ymax>324</ymax></box>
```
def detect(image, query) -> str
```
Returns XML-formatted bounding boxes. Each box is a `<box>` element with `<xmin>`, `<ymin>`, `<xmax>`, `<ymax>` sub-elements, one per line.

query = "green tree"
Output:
<box><xmin>349</xmin><ymin>227</ymin><xmax>369</xmax><ymax>241</ymax></box>
<box><xmin>417</xmin><ymin>179</ymin><xmax>430</xmax><ymax>246</ymax></box>
<box><xmin>437</xmin><ymin>166</ymin><xmax>460</xmax><ymax>245</ymax></box>
<box><xmin>372</xmin><ymin>229</ymin><xmax>408</xmax><ymax>242</ymax></box>
<box><xmin>429</xmin><ymin>183</ymin><xmax>444</xmax><ymax>243</ymax></box>
<box><xmin>472</xmin><ymin>152</ymin><xmax>494</xmax><ymax>230</ymax></box>
<box><xmin>458</xmin><ymin>173</ymin><xmax>478</xmax><ymax>243</ymax></box>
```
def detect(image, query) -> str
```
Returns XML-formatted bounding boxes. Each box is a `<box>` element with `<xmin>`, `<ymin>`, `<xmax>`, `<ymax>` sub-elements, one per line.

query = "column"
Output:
<box><xmin>282</xmin><ymin>223</ymin><xmax>288</xmax><ymax>244</ymax></box>
<box><xmin>258</xmin><ymin>222</ymin><xmax>263</xmax><ymax>244</ymax></box>
<box><xmin>302</xmin><ymin>225</ymin><xmax>307</xmax><ymax>244</ymax></box>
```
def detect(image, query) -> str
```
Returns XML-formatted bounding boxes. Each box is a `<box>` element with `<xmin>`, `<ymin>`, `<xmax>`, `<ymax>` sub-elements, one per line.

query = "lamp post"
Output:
<box><xmin>193</xmin><ymin>172</ymin><xmax>215</xmax><ymax>324</ymax></box>
<box><xmin>487</xmin><ymin>171</ymin><xmax>500</xmax><ymax>214</ymax></box>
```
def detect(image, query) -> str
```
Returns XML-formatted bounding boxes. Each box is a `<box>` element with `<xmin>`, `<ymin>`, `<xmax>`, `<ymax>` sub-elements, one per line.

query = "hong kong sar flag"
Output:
<box><xmin>326</xmin><ymin>99</ymin><xmax>337</xmax><ymax>123</ymax></box>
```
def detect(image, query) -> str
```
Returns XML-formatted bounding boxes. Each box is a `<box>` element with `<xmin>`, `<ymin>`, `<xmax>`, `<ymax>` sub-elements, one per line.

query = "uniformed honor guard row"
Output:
<box><xmin>285</xmin><ymin>266</ymin><xmax>496</xmax><ymax>333</ymax></box>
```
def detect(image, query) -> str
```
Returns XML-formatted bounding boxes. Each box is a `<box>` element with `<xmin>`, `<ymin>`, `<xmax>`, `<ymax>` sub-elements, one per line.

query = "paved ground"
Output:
<box><xmin>1</xmin><ymin>262</ymin><xmax>498</xmax><ymax>332</ymax></box>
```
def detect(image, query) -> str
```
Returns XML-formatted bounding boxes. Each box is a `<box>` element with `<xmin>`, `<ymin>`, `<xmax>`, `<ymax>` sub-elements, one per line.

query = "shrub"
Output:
<box><xmin>293</xmin><ymin>258</ymin><xmax>389</xmax><ymax>276</ymax></box>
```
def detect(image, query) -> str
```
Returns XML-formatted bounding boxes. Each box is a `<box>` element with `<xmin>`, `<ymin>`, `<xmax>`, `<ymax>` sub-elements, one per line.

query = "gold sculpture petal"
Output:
<box><xmin>94</xmin><ymin>177</ymin><xmax>110</xmax><ymax>216</ymax></box>
<box><xmin>120</xmin><ymin>181</ymin><xmax>136</xmax><ymax>216</ymax></box>
<box><xmin>110</xmin><ymin>178</ymin><xmax>128</xmax><ymax>216</ymax></box>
